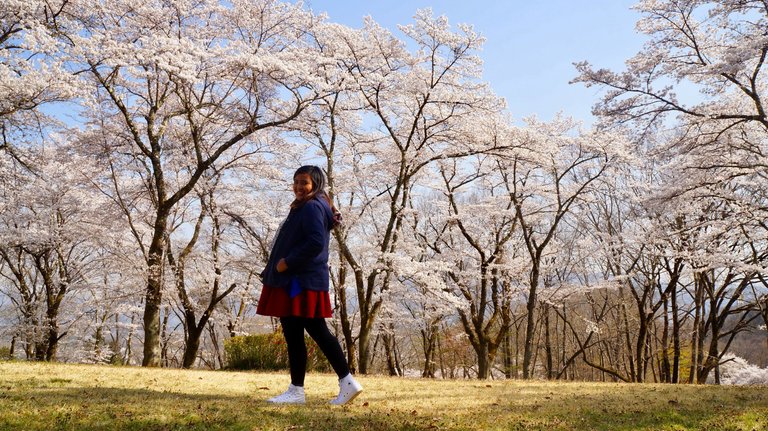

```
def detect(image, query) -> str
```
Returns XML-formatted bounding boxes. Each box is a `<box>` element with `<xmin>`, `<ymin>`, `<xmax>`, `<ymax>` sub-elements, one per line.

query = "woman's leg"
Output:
<box><xmin>280</xmin><ymin>316</ymin><xmax>307</xmax><ymax>386</ymax></box>
<box><xmin>304</xmin><ymin>318</ymin><xmax>362</xmax><ymax>405</ymax></box>
<box><xmin>303</xmin><ymin>317</ymin><xmax>350</xmax><ymax>378</ymax></box>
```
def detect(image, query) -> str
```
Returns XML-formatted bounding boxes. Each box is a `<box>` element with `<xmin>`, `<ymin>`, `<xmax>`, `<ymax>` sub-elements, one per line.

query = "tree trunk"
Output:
<box><xmin>44</xmin><ymin>320</ymin><xmax>59</xmax><ymax>361</ymax></box>
<box><xmin>141</xmin><ymin>250</ymin><xmax>162</xmax><ymax>367</ymax></box>
<box><xmin>94</xmin><ymin>317</ymin><xmax>105</xmax><ymax>361</ymax></box>
<box><xmin>544</xmin><ymin>305</ymin><xmax>553</xmax><ymax>380</ymax></box>
<box><xmin>34</xmin><ymin>341</ymin><xmax>46</xmax><ymax>360</ymax></box>
<box><xmin>761</xmin><ymin>297</ymin><xmax>768</xmax><ymax>353</ymax></box>
<box><xmin>502</xmin><ymin>329</ymin><xmax>513</xmax><ymax>378</ymax></box>
<box><xmin>357</xmin><ymin>320</ymin><xmax>373</xmax><ymax>374</ymax></box>
<box><xmin>522</xmin><ymin>267</ymin><xmax>539</xmax><ymax>379</ymax></box>
<box><xmin>514</xmin><ymin>320</ymin><xmax>521</xmax><ymax>378</ymax></box>
<box><xmin>635</xmin><ymin>312</ymin><xmax>650</xmax><ymax>383</ymax></box>
<box><xmin>383</xmin><ymin>330</ymin><xmax>400</xmax><ymax>376</ymax></box>
<box><xmin>182</xmin><ymin>325</ymin><xmax>205</xmax><ymax>369</ymax></box>
<box><xmin>421</xmin><ymin>320</ymin><xmax>438</xmax><ymax>378</ymax></box>
<box><xmin>142</xmin><ymin>211</ymin><xmax>169</xmax><ymax>367</ymax></box>
<box><xmin>671</xmin><ymin>284</ymin><xmax>681</xmax><ymax>384</ymax></box>
<box><xmin>142</xmin><ymin>294</ymin><xmax>163</xmax><ymax>367</ymax></box>
<box><xmin>476</xmin><ymin>343</ymin><xmax>490</xmax><ymax>379</ymax></box>
<box><xmin>437</xmin><ymin>331</ymin><xmax>447</xmax><ymax>378</ymax></box>
<box><xmin>208</xmin><ymin>322</ymin><xmax>224</xmax><ymax>370</ymax></box>
<box><xmin>660</xmin><ymin>297</ymin><xmax>671</xmax><ymax>383</ymax></box>
<box><xmin>698</xmin><ymin>325</ymin><xmax>720</xmax><ymax>384</ymax></box>
<box><xmin>689</xmin><ymin>272</ymin><xmax>704</xmax><ymax>383</ymax></box>
<box><xmin>560</xmin><ymin>307</ymin><xmax>569</xmax><ymax>380</ymax></box>
<box><xmin>160</xmin><ymin>306</ymin><xmax>171</xmax><ymax>367</ymax></box>
<box><xmin>125</xmin><ymin>312</ymin><xmax>136</xmax><ymax>365</ymax></box>
<box><xmin>332</xmin><ymin>249</ymin><xmax>357</xmax><ymax>373</ymax></box>
<box><xmin>619</xmin><ymin>293</ymin><xmax>635</xmax><ymax>381</ymax></box>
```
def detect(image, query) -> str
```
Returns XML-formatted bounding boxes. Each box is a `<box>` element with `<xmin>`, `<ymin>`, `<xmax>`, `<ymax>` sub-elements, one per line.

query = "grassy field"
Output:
<box><xmin>0</xmin><ymin>361</ymin><xmax>766</xmax><ymax>430</ymax></box>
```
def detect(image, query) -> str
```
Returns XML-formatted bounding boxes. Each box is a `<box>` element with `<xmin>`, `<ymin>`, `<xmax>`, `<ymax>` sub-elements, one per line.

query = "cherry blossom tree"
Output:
<box><xmin>2</xmin><ymin>0</ymin><xmax>766</xmax><ymax>379</ymax></box>
<box><xmin>436</xmin><ymin>154</ymin><xmax>521</xmax><ymax>379</ymax></box>
<box><xmin>281</xmin><ymin>23</ymin><xmax>368</xmax><ymax>369</ymax></box>
<box><xmin>574</xmin><ymin>0</ymin><xmax>768</xmax><ymax>135</ymax></box>
<box><xmin>499</xmin><ymin>116</ymin><xmax>620</xmax><ymax>379</ymax></box>
<box><xmin>58</xmin><ymin>0</ymin><xmax>331</xmax><ymax>366</ymax></box>
<box><xmin>0</xmin><ymin>140</ymin><xmax>110</xmax><ymax>361</ymax></box>
<box><xmin>399</xmin><ymin>192</ymin><xmax>467</xmax><ymax>377</ymax></box>
<box><xmin>575</xmin><ymin>0</ymin><xmax>768</xmax><ymax>382</ymax></box>
<box><xmin>0</xmin><ymin>0</ymin><xmax>77</xmax><ymax>169</ymax></box>
<box><xmin>321</xmin><ymin>9</ymin><xmax>507</xmax><ymax>373</ymax></box>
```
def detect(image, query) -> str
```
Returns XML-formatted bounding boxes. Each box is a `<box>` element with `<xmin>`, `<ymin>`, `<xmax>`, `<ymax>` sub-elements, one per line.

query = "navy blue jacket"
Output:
<box><xmin>261</xmin><ymin>196</ymin><xmax>335</xmax><ymax>292</ymax></box>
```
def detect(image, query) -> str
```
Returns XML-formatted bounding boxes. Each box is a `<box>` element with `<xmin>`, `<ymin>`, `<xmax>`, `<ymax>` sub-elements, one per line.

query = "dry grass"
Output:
<box><xmin>1</xmin><ymin>361</ymin><xmax>766</xmax><ymax>430</ymax></box>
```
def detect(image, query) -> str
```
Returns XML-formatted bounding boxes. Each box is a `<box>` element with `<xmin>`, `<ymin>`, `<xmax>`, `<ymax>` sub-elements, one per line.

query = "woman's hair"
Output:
<box><xmin>291</xmin><ymin>166</ymin><xmax>341</xmax><ymax>227</ymax></box>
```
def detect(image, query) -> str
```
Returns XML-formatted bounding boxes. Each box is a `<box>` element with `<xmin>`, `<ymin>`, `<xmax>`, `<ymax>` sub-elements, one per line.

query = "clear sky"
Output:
<box><xmin>303</xmin><ymin>0</ymin><xmax>644</xmax><ymax>125</ymax></box>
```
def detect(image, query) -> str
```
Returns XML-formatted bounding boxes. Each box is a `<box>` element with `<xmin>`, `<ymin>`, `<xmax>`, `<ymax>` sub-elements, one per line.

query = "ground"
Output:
<box><xmin>0</xmin><ymin>361</ymin><xmax>766</xmax><ymax>430</ymax></box>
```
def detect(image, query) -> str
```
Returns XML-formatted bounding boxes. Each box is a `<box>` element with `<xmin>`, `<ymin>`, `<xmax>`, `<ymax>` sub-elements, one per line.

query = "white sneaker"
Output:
<box><xmin>267</xmin><ymin>384</ymin><xmax>305</xmax><ymax>404</ymax></box>
<box><xmin>329</xmin><ymin>373</ymin><xmax>363</xmax><ymax>405</ymax></box>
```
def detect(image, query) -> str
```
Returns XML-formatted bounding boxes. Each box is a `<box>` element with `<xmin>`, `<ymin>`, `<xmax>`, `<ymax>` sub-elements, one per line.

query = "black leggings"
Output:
<box><xmin>280</xmin><ymin>316</ymin><xmax>350</xmax><ymax>387</ymax></box>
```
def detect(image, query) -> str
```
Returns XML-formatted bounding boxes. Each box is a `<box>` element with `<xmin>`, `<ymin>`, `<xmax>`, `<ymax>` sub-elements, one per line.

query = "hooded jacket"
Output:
<box><xmin>261</xmin><ymin>195</ymin><xmax>335</xmax><ymax>293</ymax></box>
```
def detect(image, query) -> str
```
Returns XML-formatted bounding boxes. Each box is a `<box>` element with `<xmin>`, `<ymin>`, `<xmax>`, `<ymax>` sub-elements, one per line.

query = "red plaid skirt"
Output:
<box><xmin>256</xmin><ymin>284</ymin><xmax>333</xmax><ymax>318</ymax></box>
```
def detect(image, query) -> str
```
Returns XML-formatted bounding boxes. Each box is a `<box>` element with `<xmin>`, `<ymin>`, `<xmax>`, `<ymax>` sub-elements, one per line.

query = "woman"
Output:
<box><xmin>257</xmin><ymin>165</ymin><xmax>362</xmax><ymax>405</ymax></box>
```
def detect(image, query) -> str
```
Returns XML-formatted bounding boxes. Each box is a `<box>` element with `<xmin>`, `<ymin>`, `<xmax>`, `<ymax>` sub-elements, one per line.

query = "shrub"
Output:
<box><xmin>224</xmin><ymin>332</ymin><xmax>331</xmax><ymax>372</ymax></box>
<box><xmin>0</xmin><ymin>346</ymin><xmax>12</xmax><ymax>360</ymax></box>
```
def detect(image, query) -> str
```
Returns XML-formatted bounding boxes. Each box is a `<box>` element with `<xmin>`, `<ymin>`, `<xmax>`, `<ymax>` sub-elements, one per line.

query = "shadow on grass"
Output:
<box><xmin>0</xmin><ymin>385</ymin><xmax>440</xmax><ymax>431</ymax></box>
<box><xmin>529</xmin><ymin>384</ymin><xmax>768</xmax><ymax>431</ymax></box>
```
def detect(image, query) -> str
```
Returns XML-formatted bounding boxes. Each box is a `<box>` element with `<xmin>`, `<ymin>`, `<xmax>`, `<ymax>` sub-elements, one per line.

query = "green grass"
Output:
<box><xmin>0</xmin><ymin>361</ymin><xmax>766</xmax><ymax>430</ymax></box>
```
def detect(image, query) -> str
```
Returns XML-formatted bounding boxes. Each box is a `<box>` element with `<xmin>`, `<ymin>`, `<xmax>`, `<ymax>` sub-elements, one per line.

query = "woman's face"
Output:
<box><xmin>293</xmin><ymin>173</ymin><xmax>314</xmax><ymax>200</ymax></box>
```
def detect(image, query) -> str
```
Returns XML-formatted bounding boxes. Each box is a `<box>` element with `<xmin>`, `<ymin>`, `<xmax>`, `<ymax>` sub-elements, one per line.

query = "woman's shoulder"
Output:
<box><xmin>296</xmin><ymin>196</ymin><xmax>332</xmax><ymax>223</ymax></box>
<box><xmin>303</xmin><ymin>195</ymin><xmax>331</xmax><ymax>211</ymax></box>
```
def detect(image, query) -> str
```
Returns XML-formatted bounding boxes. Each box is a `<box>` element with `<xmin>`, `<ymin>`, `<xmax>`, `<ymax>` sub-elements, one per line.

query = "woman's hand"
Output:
<box><xmin>276</xmin><ymin>258</ymin><xmax>288</xmax><ymax>273</ymax></box>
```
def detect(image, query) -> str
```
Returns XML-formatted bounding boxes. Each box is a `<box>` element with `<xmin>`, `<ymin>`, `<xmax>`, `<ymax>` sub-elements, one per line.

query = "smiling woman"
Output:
<box><xmin>256</xmin><ymin>165</ymin><xmax>361</xmax><ymax>405</ymax></box>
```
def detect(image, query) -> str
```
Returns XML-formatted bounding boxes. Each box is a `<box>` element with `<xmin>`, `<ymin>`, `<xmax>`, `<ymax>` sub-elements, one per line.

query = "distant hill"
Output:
<box><xmin>722</xmin><ymin>312</ymin><xmax>768</xmax><ymax>367</ymax></box>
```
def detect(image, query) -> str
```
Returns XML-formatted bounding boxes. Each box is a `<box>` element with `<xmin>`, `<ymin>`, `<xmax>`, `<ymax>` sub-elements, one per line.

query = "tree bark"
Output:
<box><xmin>421</xmin><ymin>319</ymin><xmax>439</xmax><ymax>378</ymax></box>
<box><xmin>544</xmin><ymin>304</ymin><xmax>553</xmax><ymax>380</ymax></box>
<box><xmin>141</xmin><ymin>202</ymin><xmax>169</xmax><ymax>366</ymax></box>
<box><xmin>671</xmin><ymin>283</ymin><xmax>681</xmax><ymax>383</ymax></box>
<box><xmin>182</xmin><ymin>326</ymin><xmax>204</xmax><ymax>369</ymax></box>
<box><xmin>522</xmin><ymin>266</ymin><xmax>539</xmax><ymax>379</ymax></box>
<box><xmin>660</xmin><ymin>296</ymin><xmax>671</xmax><ymax>383</ymax></box>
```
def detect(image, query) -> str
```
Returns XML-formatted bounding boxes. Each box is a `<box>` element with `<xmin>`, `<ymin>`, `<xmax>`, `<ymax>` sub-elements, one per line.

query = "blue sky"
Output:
<box><xmin>304</xmin><ymin>0</ymin><xmax>643</xmax><ymax>125</ymax></box>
